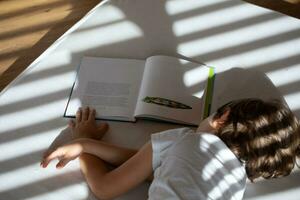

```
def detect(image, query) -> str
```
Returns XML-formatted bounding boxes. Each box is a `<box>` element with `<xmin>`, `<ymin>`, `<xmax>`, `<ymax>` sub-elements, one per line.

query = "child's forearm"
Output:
<box><xmin>81</xmin><ymin>139</ymin><xmax>138</xmax><ymax>166</ymax></box>
<box><xmin>79</xmin><ymin>141</ymin><xmax>153</xmax><ymax>199</ymax></box>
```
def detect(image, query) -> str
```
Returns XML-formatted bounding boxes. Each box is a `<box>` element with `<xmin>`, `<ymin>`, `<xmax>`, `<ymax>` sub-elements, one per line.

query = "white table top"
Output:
<box><xmin>1</xmin><ymin>0</ymin><xmax>300</xmax><ymax>199</ymax></box>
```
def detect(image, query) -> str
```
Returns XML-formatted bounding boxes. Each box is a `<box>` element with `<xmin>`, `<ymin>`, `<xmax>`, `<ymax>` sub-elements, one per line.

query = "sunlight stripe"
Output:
<box><xmin>64</xmin><ymin>21</ymin><xmax>143</xmax><ymax>52</ymax></box>
<box><xmin>166</xmin><ymin>0</ymin><xmax>228</xmax><ymax>15</ymax></box>
<box><xmin>29</xmin><ymin>183</ymin><xmax>89</xmax><ymax>200</ymax></box>
<box><xmin>177</xmin><ymin>18</ymin><xmax>299</xmax><ymax>58</ymax></box>
<box><xmin>266</xmin><ymin>65</ymin><xmax>300</xmax><ymax>87</ymax></box>
<box><xmin>284</xmin><ymin>91</ymin><xmax>300</xmax><ymax>111</ymax></box>
<box><xmin>0</xmin><ymin>128</ymin><xmax>63</xmax><ymax>162</ymax></box>
<box><xmin>173</xmin><ymin>3</ymin><xmax>266</xmax><ymax>37</ymax></box>
<box><xmin>0</xmin><ymin>99</ymin><xmax>67</xmax><ymax>132</ymax></box>
<box><xmin>77</xmin><ymin>5</ymin><xmax>125</xmax><ymax>29</ymax></box>
<box><xmin>0</xmin><ymin>165</ymin><xmax>80</xmax><ymax>193</ymax></box>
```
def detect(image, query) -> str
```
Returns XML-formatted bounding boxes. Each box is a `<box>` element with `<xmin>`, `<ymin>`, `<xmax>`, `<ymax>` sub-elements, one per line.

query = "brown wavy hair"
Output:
<box><xmin>213</xmin><ymin>98</ymin><xmax>300</xmax><ymax>182</ymax></box>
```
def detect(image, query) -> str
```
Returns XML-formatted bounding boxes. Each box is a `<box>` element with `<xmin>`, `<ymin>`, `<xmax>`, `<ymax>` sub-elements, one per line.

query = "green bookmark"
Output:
<box><xmin>203</xmin><ymin>67</ymin><xmax>215</xmax><ymax>119</ymax></box>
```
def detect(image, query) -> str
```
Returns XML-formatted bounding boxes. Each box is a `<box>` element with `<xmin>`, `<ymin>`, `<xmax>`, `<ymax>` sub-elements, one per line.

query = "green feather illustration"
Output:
<box><xmin>142</xmin><ymin>96</ymin><xmax>192</xmax><ymax>109</ymax></box>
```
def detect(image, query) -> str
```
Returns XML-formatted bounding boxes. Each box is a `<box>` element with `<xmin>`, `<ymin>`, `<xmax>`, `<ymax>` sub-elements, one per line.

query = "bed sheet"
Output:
<box><xmin>1</xmin><ymin>0</ymin><xmax>300</xmax><ymax>199</ymax></box>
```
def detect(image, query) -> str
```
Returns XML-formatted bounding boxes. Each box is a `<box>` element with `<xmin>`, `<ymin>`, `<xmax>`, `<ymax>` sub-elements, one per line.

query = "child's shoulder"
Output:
<box><xmin>151</xmin><ymin>127</ymin><xmax>194</xmax><ymax>139</ymax></box>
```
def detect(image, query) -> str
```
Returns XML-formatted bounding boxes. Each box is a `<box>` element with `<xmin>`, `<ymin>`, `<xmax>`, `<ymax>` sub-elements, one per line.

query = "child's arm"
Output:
<box><xmin>81</xmin><ymin>139</ymin><xmax>137</xmax><ymax>166</ymax></box>
<box><xmin>41</xmin><ymin>138</ymin><xmax>138</xmax><ymax>167</ymax></box>
<box><xmin>41</xmin><ymin>107</ymin><xmax>153</xmax><ymax>199</ymax></box>
<box><xmin>80</xmin><ymin>141</ymin><xmax>152</xmax><ymax>199</ymax></box>
<box><xmin>42</xmin><ymin>140</ymin><xmax>153</xmax><ymax>199</ymax></box>
<box><xmin>52</xmin><ymin>107</ymin><xmax>138</xmax><ymax>166</ymax></box>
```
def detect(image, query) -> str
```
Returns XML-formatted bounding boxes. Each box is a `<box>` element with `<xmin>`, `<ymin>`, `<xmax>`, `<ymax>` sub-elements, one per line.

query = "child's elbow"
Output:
<box><xmin>91</xmin><ymin>186</ymin><xmax>111</xmax><ymax>200</ymax></box>
<box><xmin>90</xmin><ymin>182</ymin><xmax>116</xmax><ymax>200</ymax></box>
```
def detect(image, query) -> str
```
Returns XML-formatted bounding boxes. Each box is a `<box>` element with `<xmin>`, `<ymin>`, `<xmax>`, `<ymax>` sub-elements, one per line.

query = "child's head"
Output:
<box><xmin>213</xmin><ymin>98</ymin><xmax>300</xmax><ymax>182</ymax></box>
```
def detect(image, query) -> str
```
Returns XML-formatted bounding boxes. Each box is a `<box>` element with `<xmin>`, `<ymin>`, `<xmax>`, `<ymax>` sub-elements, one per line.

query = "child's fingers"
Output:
<box><xmin>88</xmin><ymin>108</ymin><xmax>96</xmax><ymax>121</ymax></box>
<box><xmin>82</xmin><ymin>107</ymin><xmax>89</xmax><ymax>121</ymax></box>
<box><xmin>76</xmin><ymin>108</ymin><xmax>82</xmax><ymax>123</ymax></box>
<box><xmin>97</xmin><ymin>122</ymin><xmax>109</xmax><ymax>132</ymax></box>
<box><xmin>41</xmin><ymin>150</ymin><xmax>51</xmax><ymax>166</ymax></box>
<box><xmin>42</xmin><ymin>150</ymin><xmax>51</xmax><ymax>159</ymax></box>
<box><xmin>68</xmin><ymin>120</ymin><xmax>75</xmax><ymax>129</ymax></box>
<box><xmin>41</xmin><ymin>149</ymin><xmax>61</xmax><ymax>168</ymax></box>
<box><xmin>56</xmin><ymin>159</ymin><xmax>69</xmax><ymax>169</ymax></box>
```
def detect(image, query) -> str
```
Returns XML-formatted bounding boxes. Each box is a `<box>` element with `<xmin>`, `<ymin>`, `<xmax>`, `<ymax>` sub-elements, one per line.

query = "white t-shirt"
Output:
<box><xmin>148</xmin><ymin>127</ymin><xmax>246</xmax><ymax>200</ymax></box>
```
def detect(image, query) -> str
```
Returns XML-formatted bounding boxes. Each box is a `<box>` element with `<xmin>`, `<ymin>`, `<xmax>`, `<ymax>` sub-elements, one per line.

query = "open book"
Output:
<box><xmin>64</xmin><ymin>55</ymin><xmax>214</xmax><ymax>126</ymax></box>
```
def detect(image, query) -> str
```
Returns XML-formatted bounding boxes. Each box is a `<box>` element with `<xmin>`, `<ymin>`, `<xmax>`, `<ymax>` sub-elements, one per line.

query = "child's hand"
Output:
<box><xmin>70</xmin><ymin>107</ymin><xmax>109</xmax><ymax>140</ymax></box>
<box><xmin>41</xmin><ymin>140</ymin><xmax>84</xmax><ymax>169</ymax></box>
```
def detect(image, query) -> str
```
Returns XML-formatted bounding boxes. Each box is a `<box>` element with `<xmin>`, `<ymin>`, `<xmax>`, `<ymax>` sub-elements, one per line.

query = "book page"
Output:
<box><xmin>134</xmin><ymin>55</ymin><xmax>210</xmax><ymax>125</ymax></box>
<box><xmin>210</xmin><ymin>68</ymin><xmax>286</xmax><ymax>114</ymax></box>
<box><xmin>65</xmin><ymin>57</ymin><xmax>145</xmax><ymax>121</ymax></box>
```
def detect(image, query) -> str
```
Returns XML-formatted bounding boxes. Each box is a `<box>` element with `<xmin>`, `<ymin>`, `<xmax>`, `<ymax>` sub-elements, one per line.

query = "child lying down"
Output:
<box><xmin>41</xmin><ymin>98</ymin><xmax>300</xmax><ymax>200</ymax></box>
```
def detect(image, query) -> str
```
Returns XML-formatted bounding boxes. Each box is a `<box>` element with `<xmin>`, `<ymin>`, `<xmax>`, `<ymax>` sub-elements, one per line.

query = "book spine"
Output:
<box><xmin>203</xmin><ymin>67</ymin><xmax>215</xmax><ymax>119</ymax></box>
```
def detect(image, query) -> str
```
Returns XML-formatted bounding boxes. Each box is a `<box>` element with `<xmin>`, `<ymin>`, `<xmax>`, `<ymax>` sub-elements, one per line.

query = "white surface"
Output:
<box><xmin>0</xmin><ymin>0</ymin><xmax>300</xmax><ymax>199</ymax></box>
